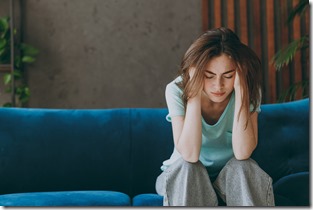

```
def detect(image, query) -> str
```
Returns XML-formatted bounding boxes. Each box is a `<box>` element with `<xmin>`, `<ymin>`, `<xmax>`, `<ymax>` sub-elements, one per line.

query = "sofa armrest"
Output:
<box><xmin>273</xmin><ymin>172</ymin><xmax>309</xmax><ymax>206</ymax></box>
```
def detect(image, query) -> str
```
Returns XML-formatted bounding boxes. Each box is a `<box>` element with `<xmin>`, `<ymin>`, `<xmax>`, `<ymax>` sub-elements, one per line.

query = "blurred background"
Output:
<box><xmin>0</xmin><ymin>0</ymin><xmax>310</xmax><ymax>108</ymax></box>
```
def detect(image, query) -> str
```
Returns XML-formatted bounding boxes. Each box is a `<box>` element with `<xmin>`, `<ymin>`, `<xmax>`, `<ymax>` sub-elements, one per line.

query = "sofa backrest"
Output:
<box><xmin>0</xmin><ymin>108</ymin><xmax>173</xmax><ymax>198</ymax></box>
<box><xmin>251</xmin><ymin>98</ymin><xmax>309</xmax><ymax>182</ymax></box>
<box><xmin>0</xmin><ymin>98</ymin><xmax>309</xmax><ymax>197</ymax></box>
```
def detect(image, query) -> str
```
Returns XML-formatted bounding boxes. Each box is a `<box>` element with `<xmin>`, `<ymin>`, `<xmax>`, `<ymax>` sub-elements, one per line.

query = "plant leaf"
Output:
<box><xmin>3</xmin><ymin>102</ymin><xmax>12</xmax><ymax>107</ymax></box>
<box><xmin>20</xmin><ymin>43</ymin><xmax>39</xmax><ymax>56</ymax></box>
<box><xmin>287</xmin><ymin>0</ymin><xmax>309</xmax><ymax>23</ymax></box>
<box><xmin>0</xmin><ymin>17</ymin><xmax>9</xmax><ymax>33</ymax></box>
<box><xmin>22</xmin><ymin>56</ymin><xmax>35</xmax><ymax>63</ymax></box>
<box><xmin>3</xmin><ymin>73</ymin><xmax>11</xmax><ymax>85</ymax></box>
<box><xmin>272</xmin><ymin>36</ymin><xmax>309</xmax><ymax>70</ymax></box>
<box><xmin>277</xmin><ymin>80</ymin><xmax>309</xmax><ymax>102</ymax></box>
<box><xmin>0</xmin><ymin>38</ymin><xmax>6</xmax><ymax>49</ymax></box>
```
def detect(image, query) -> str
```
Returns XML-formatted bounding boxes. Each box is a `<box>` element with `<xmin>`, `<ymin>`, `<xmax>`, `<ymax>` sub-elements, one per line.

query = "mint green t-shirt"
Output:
<box><xmin>162</xmin><ymin>76</ymin><xmax>261</xmax><ymax>178</ymax></box>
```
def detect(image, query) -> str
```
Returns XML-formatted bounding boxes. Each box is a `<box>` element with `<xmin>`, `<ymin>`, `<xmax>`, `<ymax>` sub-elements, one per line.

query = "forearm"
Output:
<box><xmin>232</xmin><ymin>90</ymin><xmax>257</xmax><ymax>160</ymax></box>
<box><xmin>176</xmin><ymin>94</ymin><xmax>202</xmax><ymax>163</ymax></box>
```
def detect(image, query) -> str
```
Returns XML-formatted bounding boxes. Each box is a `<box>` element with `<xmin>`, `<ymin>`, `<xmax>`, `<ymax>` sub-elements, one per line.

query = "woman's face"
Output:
<box><xmin>203</xmin><ymin>54</ymin><xmax>236</xmax><ymax>103</ymax></box>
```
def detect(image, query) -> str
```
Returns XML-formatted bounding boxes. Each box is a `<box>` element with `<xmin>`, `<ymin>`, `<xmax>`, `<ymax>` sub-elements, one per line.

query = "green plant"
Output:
<box><xmin>0</xmin><ymin>16</ymin><xmax>39</xmax><ymax>107</ymax></box>
<box><xmin>272</xmin><ymin>0</ymin><xmax>309</xmax><ymax>102</ymax></box>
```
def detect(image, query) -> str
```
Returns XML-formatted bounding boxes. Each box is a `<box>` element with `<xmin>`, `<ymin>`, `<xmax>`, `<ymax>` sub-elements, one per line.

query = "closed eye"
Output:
<box><xmin>224</xmin><ymin>74</ymin><xmax>234</xmax><ymax>79</ymax></box>
<box><xmin>205</xmin><ymin>74</ymin><xmax>214</xmax><ymax>79</ymax></box>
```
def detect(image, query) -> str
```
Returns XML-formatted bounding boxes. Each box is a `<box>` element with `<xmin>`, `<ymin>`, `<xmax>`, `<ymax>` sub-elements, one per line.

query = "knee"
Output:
<box><xmin>179</xmin><ymin>157</ymin><xmax>203</xmax><ymax>167</ymax></box>
<box><xmin>228</xmin><ymin>157</ymin><xmax>259</xmax><ymax>171</ymax></box>
<box><xmin>173</xmin><ymin>157</ymin><xmax>205</xmax><ymax>171</ymax></box>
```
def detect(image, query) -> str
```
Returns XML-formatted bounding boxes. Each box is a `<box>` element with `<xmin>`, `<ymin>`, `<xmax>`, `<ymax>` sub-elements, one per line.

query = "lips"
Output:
<box><xmin>211</xmin><ymin>92</ymin><xmax>226</xmax><ymax>97</ymax></box>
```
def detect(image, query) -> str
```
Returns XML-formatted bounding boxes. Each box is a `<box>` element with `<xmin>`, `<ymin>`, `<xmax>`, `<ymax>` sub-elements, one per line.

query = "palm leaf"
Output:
<box><xmin>272</xmin><ymin>36</ymin><xmax>309</xmax><ymax>70</ymax></box>
<box><xmin>287</xmin><ymin>0</ymin><xmax>309</xmax><ymax>23</ymax></box>
<box><xmin>277</xmin><ymin>80</ymin><xmax>309</xmax><ymax>102</ymax></box>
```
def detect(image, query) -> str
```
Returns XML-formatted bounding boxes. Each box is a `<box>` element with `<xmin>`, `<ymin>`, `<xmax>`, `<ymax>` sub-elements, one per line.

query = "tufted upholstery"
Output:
<box><xmin>251</xmin><ymin>98</ymin><xmax>309</xmax><ymax>183</ymax></box>
<box><xmin>0</xmin><ymin>99</ymin><xmax>309</xmax><ymax>206</ymax></box>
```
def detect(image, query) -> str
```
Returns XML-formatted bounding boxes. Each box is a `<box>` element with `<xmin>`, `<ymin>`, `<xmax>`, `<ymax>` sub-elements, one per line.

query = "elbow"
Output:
<box><xmin>233</xmin><ymin>141</ymin><xmax>257</xmax><ymax>160</ymax></box>
<box><xmin>233</xmin><ymin>148</ymin><xmax>254</xmax><ymax>160</ymax></box>
<box><xmin>234</xmin><ymin>153</ymin><xmax>251</xmax><ymax>160</ymax></box>
<box><xmin>177</xmin><ymin>144</ymin><xmax>200</xmax><ymax>163</ymax></box>
<box><xmin>180</xmin><ymin>150</ymin><xmax>200</xmax><ymax>163</ymax></box>
<box><xmin>182</xmin><ymin>155</ymin><xmax>199</xmax><ymax>163</ymax></box>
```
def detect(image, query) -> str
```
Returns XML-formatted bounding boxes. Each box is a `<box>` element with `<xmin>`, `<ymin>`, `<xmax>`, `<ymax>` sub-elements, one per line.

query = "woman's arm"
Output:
<box><xmin>170</xmin><ymin>91</ymin><xmax>202</xmax><ymax>163</ymax></box>
<box><xmin>232</xmin><ymin>71</ymin><xmax>258</xmax><ymax>160</ymax></box>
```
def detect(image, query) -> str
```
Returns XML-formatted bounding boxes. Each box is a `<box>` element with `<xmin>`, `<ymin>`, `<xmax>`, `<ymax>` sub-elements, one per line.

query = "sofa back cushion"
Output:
<box><xmin>0</xmin><ymin>108</ymin><xmax>135</xmax><ymax>195</ymax></box>
<box><xmin>129</xmin><ymin>109</ymin><xmax>173</xmax><ymax>197</ymax></box>
<box><xmin>0</xmin><ymin>98</ymin><xmax>308</xmax><ymax>197</ymax></box>
<box><xmin>252</xmin><ymin>98</ymin><xmax>309</xmax><ymax>182</ymax></box>
<box><xmin>0</xmin><ymin>108</ymin><xmax>173</xmax><ymax>198</ymax></box>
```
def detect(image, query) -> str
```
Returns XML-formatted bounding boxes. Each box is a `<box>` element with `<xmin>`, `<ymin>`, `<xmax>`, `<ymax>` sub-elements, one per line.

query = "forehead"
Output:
<box><xmin>205</xmin><ymin>54</ymin><xmax>236</xmax><ymax>72</ymax></box>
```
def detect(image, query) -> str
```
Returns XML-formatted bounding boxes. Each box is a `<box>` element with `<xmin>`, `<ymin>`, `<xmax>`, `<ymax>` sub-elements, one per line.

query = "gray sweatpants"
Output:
<box><xmin>155</xmin><ymin>157</ymin><xmax>275</xmax><ymax>206</ymax></box>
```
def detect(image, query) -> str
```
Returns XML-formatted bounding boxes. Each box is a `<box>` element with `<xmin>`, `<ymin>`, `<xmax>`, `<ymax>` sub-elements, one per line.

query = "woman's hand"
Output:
<box><xmin>189</xmin><ymin>67</ymin><xmax>196</xmax><ymax>79</ymax></box>
<box><xmin>188</xmin><ymin>67</ymin><xmax>203</xmax><ymax>100</ymax></box>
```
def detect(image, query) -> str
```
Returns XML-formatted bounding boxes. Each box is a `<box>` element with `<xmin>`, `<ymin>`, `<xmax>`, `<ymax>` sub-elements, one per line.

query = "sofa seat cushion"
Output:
<box><xmin>132</xmin><ymin>194</ymin><xmax>163</xmax><ymax>206</ymax></box>
<box><xmin>273</xmin><ymin>172</ymin><xmax>309</xmax><ymax>206</ymax></box>
<box><xmin>0</xmin><ymin>191</ymin><xmax>130</xmax><ymax>206</ymax></box>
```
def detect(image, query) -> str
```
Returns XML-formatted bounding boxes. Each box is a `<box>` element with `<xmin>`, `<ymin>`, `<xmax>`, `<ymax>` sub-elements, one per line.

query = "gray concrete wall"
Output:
<box><xmin>5</xmin><ymin>0</ymin><xmax>203</xmax><ymax>108</ymax></box>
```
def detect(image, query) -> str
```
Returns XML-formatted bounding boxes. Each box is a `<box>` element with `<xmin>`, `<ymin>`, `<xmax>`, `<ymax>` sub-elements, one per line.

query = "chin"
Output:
<box><xmin>208</xmin><ymin>93</ymin><xmax>231</xmax><ymax>103</ymax></box>
<box><xmin>210</xmin><ymin>97</ymin><xmax>227</xmax><ymax>103</ymax></box>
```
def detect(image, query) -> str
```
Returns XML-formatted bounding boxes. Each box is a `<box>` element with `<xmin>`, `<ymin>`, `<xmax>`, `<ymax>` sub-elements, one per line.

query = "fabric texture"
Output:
<box><xmin>156</xmin><ymin>157</ymin><xmax>275</xmax><ymax>206</ymax></box>
<box><xmin>0</xmin><ymin>98</ymin><xmax>308</xmax><ymax>206</ymax></box>
<box><xmin>132</xmin><ymin>194</ymin><xmax>163</xmax><ymax>206</ymax></box>
<box><xmin>0</xmin><ymin>191</ymin><xmax>130</xmax><ymax>206</ymax></box>
<box><xmin>273</xmin><ymin>172</ymin><xmax>310</xmax><ymax>206</ymax></box>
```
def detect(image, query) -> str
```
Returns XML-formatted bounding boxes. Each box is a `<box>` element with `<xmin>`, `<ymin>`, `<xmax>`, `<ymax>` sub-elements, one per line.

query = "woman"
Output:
<box><xmin>155</xmin><ymin>27</ymin><xmax>275</xmax><ymax>206</ymax></box>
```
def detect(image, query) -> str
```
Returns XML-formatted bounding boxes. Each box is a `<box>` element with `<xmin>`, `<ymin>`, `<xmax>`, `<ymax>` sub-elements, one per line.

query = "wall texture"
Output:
<box><xmin>18</xmin><ymin>0</ymin><xmax>202</xmax><ymax>108</ymax></box>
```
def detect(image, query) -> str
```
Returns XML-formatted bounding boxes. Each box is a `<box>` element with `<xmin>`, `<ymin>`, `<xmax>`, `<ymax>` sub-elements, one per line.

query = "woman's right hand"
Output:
<box><xmin>188</xmin><ymin>67</ymin><xmax>203</xmax><ymax>100</ymax></box>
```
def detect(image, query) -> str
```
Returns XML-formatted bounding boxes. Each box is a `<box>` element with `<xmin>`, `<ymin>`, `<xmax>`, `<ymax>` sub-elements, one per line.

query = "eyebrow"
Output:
<box><xmin>205</xmin><ymin>69</ymin><xmax>236</xmax><ymax>75</ymax></box>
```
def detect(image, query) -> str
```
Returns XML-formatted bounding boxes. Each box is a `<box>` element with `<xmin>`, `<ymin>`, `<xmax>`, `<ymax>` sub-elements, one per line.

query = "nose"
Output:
<box><xmin>214</xmin><ymin>78</ymin><xmax>224</xmax><ymax>89</ymax></box>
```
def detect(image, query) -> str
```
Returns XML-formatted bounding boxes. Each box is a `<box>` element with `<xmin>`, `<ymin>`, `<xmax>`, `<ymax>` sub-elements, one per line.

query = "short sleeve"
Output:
<box><xmin>250</xmin><ymin>103</ymin><xmax>261</xmax><ymax>113</ymax></box>
<box><xmin>165</xmin><ymin>79</ymin><xmax>185</xmax><ymax>122</ymax></box>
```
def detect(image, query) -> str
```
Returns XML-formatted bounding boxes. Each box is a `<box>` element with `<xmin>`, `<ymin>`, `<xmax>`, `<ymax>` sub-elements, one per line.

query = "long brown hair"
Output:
<box><xmin>178</xmin><ymin>27</ymin><xmax>262</xmax><ymax>124</ymax></box>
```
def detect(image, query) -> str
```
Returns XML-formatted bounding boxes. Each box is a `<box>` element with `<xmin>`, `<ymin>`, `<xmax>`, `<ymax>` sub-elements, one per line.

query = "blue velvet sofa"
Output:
<box><xmin>0</xmin><ymin>98</ymin><xmax>309</xmax><ymax>206</ymax></box>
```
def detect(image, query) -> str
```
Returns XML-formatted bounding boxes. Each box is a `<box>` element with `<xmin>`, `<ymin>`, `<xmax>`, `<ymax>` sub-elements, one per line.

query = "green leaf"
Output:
<box><xmin>277</xmin><ymin>80</ymin><xmax>309</xmax><ymax>102</ymax></box>
<box><xmin>272</xmin><ymin>36</ymin><xmax>309</xmax><ymax>70</ymax></box>
<box><xmin>3</xmin><ymin>73</ymin><xmax>11</xmax><ymax>85</ymax></box>
<box><xmin>0</xmin><ymin>48</ymin><xmax>5</xmax><ymax>56</ymax></box>
<box><xmin>16</xmin><ymin>87</ymin><xmax>22</xmax><ymax>94</ymax></box>
<box><xmin>22</xmin><ymin>56</ymin><xmax>35</xmax><ymax>63</ymax></box>
<box><xmin>3</xmin><ymin>102</ymin><xmax>12</xmax><ymax>107</ymax></box>
<box><xmin>287</xmin><ymin>0</ymin><xmax>309</xmax><ymax>23</ymax></box>
<box><xmin>0</xmin><ymin>17</ymin><xmax>9</xmax><ymax>32</ymax></box>
<box><xmin>0</xmin><ymin>38</ymin><xmax>6</xmax><ymax>49</ymax></box>
<box><xmin>13</xmin><ymin>70</ymin><xmax>22</xmax><ymax>79</ymax></box>
<box><xmin>24</xmin><ymin>87</ymin><xmax>30</xmax><ymax>95</ymax></box>
<box><xmin>20</xmin><ymin>43</ymin><xmax>39</xmax><ymax>56</ymax></box>
<box><xmin>5</xmin><ymin>87</ymin><xmax>11</xmax><ymax>93</ymax></box>
<box><xmin>14</xmin><ymin>56</ymin><xmax>21</xmax><ymax>69</ymax></box>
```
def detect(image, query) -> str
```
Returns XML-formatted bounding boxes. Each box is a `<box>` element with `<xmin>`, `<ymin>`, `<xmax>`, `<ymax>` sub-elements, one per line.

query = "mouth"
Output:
<box><xmin>211</xmin><ymin>92</ymin><xmax>226</xmax><ymax>97</ymax></box>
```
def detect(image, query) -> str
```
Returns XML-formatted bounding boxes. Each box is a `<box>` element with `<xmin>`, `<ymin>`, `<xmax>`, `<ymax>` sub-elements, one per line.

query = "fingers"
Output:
<box><xmin>188</xmin><ymin>67</ymin><xmax>196</xmax><ymax>80</ymax></box>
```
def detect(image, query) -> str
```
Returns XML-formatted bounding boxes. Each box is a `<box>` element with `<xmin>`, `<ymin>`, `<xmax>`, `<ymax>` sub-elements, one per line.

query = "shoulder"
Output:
<box><xmin>165</xmin><ymin>76</ymin><xmax>183</xmax><ymax>97</ymax></box>
<box><xmin>165</xmin><ymin>76</ymin><xmax>185</xmax><ymax>120</ymax></box>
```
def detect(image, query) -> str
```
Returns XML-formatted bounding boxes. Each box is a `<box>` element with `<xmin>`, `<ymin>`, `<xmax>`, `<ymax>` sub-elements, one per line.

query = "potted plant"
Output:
<box><xmin>0</xmin><ymin>16</ymin><xmax>39</xmax><ymax>107</ymax></box>
<box><xmin>272</xmin><ymin>0</ymin><xmax>309</xmax><ymax>102</ymax></box>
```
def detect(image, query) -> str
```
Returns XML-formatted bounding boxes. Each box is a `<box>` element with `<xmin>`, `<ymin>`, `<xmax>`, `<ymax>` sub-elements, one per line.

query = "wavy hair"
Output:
<box><xmin>177</xmin><ymin>27</ymin><xmax>262</xmax><ymax>123</ymax></box>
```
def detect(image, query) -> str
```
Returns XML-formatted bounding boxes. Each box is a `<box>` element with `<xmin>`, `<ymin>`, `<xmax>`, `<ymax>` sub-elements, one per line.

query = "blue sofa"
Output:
<box><xmin>0</xmin><ymin>98</ymin><xmax>309</xmax><ymax>206</ymax></box>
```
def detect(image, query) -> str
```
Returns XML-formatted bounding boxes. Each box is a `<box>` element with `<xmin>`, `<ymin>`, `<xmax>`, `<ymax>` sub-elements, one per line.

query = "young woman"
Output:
<box><xmin>155</xmin><ymin>27</ymin><xmax>275</xmax><ymax>206</ymax></box>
